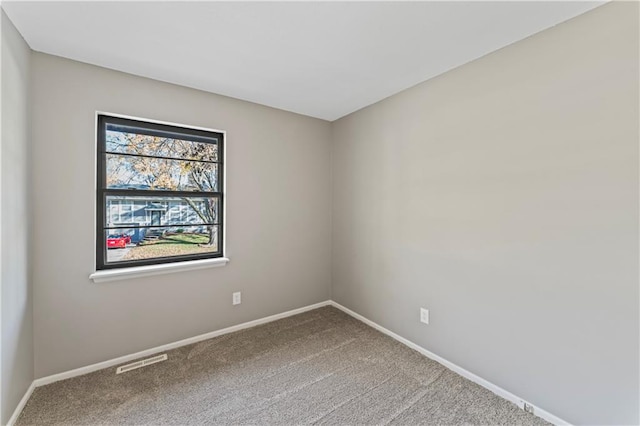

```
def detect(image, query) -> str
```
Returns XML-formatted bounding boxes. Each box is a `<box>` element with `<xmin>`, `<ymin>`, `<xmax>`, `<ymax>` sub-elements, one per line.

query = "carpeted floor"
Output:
<box><xmin>17</xmin><ymin>306</ymin><xmax>548</xmax><ymax>425</ymax></box>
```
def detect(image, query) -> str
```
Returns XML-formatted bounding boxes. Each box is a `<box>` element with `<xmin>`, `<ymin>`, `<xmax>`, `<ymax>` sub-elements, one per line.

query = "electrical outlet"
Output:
<box><xmin>420</xmin><ymin>308</ymin><xmax>429</xmax><ymax>324</ymax></box>
<box><xmin>232</xmin><ymin>292</ymin><xmax>241</xmax><ymax>305</ymax></box>
<box><xmin>523</xmin><ymin>402</ymin><xmax>535</xmax><ymax>415</ymax></box>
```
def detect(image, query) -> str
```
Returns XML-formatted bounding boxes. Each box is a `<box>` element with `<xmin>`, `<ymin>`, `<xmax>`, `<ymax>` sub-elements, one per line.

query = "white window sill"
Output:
<box><xmin>89</xmin><ymin>257</ymin><xmax>230</xmax><ymax>283</ymax></box>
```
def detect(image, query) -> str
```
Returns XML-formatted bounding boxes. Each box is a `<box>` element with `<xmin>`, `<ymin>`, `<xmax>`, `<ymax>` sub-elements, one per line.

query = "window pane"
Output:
<box><xmin>105</xmin><ymin>195</ymin><xmax>219</xmax><ymax>227</ymax></box>
<box><xmin>105</xmin><ymin>126</ymin><xmax>219</xmax><ymax>162</ymax></box>
<box><xmin>106</xmin><ymin>154</ymin><xmax>219</xmax><ymax>192</ymax></box>
<box><xmin>104</xmin><ymin>226</ymin><xmax>219</xmax><ymax>264</ymax></box>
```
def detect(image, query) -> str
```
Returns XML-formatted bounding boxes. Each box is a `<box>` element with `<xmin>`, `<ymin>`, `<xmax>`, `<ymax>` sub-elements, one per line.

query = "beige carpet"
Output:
<box><xmin>17</xmin><ymin>306</ymin><xmax>548</xmax><ymax>425</ymax></box>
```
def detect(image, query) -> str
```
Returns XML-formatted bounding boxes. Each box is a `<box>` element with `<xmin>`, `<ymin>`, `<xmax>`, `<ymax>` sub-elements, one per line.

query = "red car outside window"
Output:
<box><xmin>106</xmin><ymin>235</ymin><xmax>130</xmax><ymax>249</ymax></box>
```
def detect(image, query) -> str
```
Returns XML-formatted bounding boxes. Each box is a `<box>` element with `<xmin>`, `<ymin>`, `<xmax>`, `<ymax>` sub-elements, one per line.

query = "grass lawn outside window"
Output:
<box><xmin>122</xmin><ymin>232</ymin><xmax>218</xmax><ymax>261</ymax></box>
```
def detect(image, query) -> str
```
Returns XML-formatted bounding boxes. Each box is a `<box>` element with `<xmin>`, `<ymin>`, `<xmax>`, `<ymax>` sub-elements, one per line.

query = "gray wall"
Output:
<box><xmin>331</xmin><ymin>3</ymin><xmax>638</xmax><ymax>425</ymax></box>
<box><xmin>30</xmin><ymin>53</ymin><xmax>332</xmax><ymax>378</ymax></box>
<box><xmin>1</xmin><ymin>10</ymin><xmax>33</xmax><ymax>425</ymax></box>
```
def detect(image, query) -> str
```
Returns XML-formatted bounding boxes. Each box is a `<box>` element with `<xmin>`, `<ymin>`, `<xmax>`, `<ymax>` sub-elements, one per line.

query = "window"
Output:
<box><xmin>97</xmin><ymin>115</ymin><xmax>224</xmax><ymax>270</ymax></box>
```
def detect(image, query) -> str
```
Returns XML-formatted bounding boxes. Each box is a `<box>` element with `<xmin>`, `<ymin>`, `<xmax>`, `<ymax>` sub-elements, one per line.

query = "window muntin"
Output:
<box><xmin>97</xmin><ymin>115</ymin><xmax>224</xmax><ymax>270</ymax></box>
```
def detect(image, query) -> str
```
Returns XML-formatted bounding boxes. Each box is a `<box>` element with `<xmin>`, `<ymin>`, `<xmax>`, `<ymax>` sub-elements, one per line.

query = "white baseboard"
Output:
<box><xmin>10</xmin><ymin>299</ymin><xmax>568</xmax><ymax>426</ymax></box>
<box><xmin>33</xmin><ymin>300</ymin><xmax>332</xmax><ymax>387</ymax></box>
<box><xmin>6</xmin><ymin>382</ymin><xmax>35</xmax><ymax>426</ymax></box>
<box><xmin>329</xmin><ymin>301</ymin><xmax>570</xmax><ymax>426</ymax></box>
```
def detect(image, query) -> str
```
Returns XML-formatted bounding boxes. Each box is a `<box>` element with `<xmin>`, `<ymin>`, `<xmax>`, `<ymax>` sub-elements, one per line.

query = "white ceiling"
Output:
<box><xmin>3</xmin><ymin>1</ymin><xmax>604</xmax><ymax>121</ymax></box>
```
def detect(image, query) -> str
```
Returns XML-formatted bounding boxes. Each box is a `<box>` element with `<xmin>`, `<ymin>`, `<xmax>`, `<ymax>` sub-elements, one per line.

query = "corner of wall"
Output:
<box><xmin>1</xmin><ymin>8</ymin><xmax>35</xmax><ymax>425</ymax></box>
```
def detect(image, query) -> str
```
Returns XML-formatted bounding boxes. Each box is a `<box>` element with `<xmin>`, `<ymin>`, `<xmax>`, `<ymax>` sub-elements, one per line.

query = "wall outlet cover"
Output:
<box><xmin>420</xmin><ymin>308</ymin><xmax>429</xmax><ymax>324</ymax></box>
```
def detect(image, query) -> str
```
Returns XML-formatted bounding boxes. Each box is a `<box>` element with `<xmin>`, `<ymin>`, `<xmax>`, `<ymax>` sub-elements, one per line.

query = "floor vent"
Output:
<box><xmin>116</xmin><ymin>354</ymin><xmax>168</xmax><ymax>374</ymax></box>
